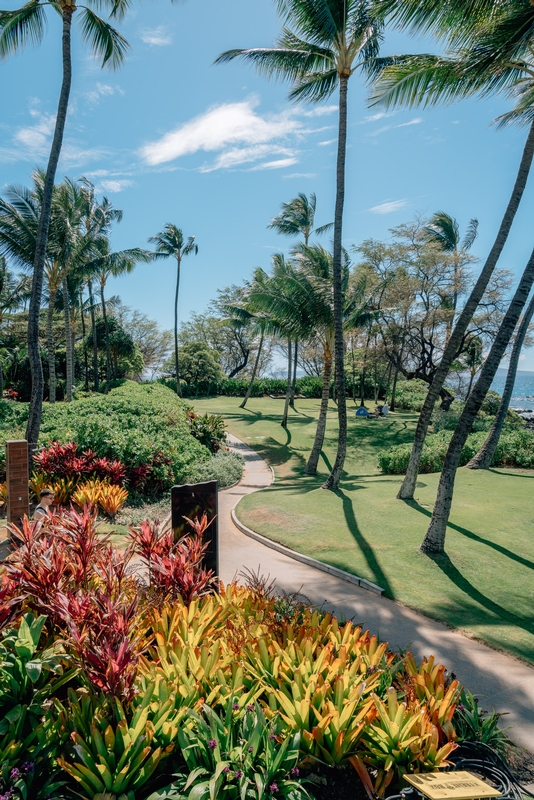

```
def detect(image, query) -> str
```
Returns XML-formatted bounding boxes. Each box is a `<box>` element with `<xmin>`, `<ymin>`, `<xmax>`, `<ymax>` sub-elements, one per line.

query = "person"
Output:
<box><xmin>382</xmin><ymin>402</ymin><xmax>389</xmax><ymax>416</ymax></box>
<box><xmin>33</xmin><ymin>488</ymin><xmax>55</xmax><ymax>520</ymax></box>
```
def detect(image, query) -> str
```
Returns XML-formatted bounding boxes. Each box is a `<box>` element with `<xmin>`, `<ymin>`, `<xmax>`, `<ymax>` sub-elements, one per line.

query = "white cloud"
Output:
<box><xmin>283</xmin><ymin>172</ymin><xmax>315</xmax><ymax>179</ymax></box>
<box><xmin>250</xmin><ymin>157</ymin><xmax>298</xmax><ymax>171</ymax></box>
<box><xmin>369</xmin><ymin>199</ymin><xmax>408</xmax><ymax>214</ymax></box>
<box><xmin>318</xmin><ymin>138</ymin><xmax>336</xmax><ymax>146</ymax></box>
<box><xmin>140</xmin><ymin>26</ymin><xmax>173</xmax><ymax>46</ymax></box>
<box><xmin>357</xmin><ymin>111</ymin><xmax>396</xmax><ymax>125</ymax></box>
<box><xmin>140</xmin><ymin>99</ymin><xmax>304</xmax><ymax>171</ymax></box>
<box><xmin>367</xmin><ymin>117</ymin><xmax>423</xmax><ymax>137</ymax></box>
<box><xmin>98</xmin><ymin>179</ymin><xmax>133</xmax><ymax>193</ymax></box>
<box><xmin>397</xmin><ymin>117</ymin><xmax>422</xmax><ymax>128</ymax></box>
<box><xmin>301</xmin><ymin>104</ymin><xmax>338</xmax><ymax>117</ymax></box>
<box><xmin>15</xmin><ymin>113</ymin><xmax>55</xmax><ymax>152</ymax></box>
<box><xmin>86</xmin><ymin>83</ymin><xmax>124</xmax><ymax>104</ymax></box>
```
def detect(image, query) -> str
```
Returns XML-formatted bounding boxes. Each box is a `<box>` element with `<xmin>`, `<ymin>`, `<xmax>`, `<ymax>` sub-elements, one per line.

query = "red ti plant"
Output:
<box><xmin>128</xmin><ymin>513</ymin><xmax>217</xmax><ymax>604</ymax></box>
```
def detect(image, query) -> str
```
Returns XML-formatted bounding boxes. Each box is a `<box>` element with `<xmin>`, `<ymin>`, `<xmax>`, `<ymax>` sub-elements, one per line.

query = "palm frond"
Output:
<box><xmin>78</xmin><ymin>6</ymin><xmax>129</xmax><ymax>69</ymax></box>
<box><xmin>289</xmin><ymin>67</ymin><xmax>339</xmax><ymax>102</ymax></box>
<box><xmin>0</xmin><ymin>0</ymin><xmax>46</xmax><ymax>59</ymax></box>
<box><xmin>462</xmin><ymin>218</ymin><xmax>479</xmax><ymax>250</ymax></box>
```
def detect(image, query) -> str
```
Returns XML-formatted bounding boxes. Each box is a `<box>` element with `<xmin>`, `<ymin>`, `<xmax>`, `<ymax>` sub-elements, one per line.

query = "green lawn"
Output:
<box><xmin>193</xmin><ymin>396</ymin><xmax>534</xmax><ymax>664</ymax></box>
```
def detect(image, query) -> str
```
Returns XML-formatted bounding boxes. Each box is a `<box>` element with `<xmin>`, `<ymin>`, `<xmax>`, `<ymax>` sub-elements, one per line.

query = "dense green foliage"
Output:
<box><xmin>188</xmin><ymin>449</ymin><xmax>244</xmax><ymax>487</ymax></box>
<box><xmin>378</xmin><ymin>427</ymin><xmax>534</xmax><ymax>474</ymax></box>
<box><xmin>0</xmin><ymin>382</ymin><xmax>211</xmax><ymax>491</ymax></box>
<box><xmin>391</xmin><ymin>379</ymin><xmax>432</xmax><ymax>412</ymax></box>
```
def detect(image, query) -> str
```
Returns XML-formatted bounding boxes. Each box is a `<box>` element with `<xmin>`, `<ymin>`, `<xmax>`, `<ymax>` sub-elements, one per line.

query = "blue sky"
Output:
<box><xmin>2</xmin><ymin>0</ymin><xmax>534</xmax><ymax>368</ymax></box>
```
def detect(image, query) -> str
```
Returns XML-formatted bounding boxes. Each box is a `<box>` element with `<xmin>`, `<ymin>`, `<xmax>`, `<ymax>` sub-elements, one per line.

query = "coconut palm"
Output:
<box><xmin>466</xmin><ymin>292</ymin><xmax>534</xmax><ymax>470</ymax></box>
<box><xmin>371</xmin><ymin>0</ymin><xmax>534</xmax><ymax>502</ymax></box>
<box><xmin>149</xmin><ymin>225</ymin><xmax>198</xmax><ymax>397</ymax></box>
<box><xmin>216</xmin><ymin>0</ymin><xmax>383</xmax><ymax>490</ymax></box>
<box><xmin>0</xmin><ymin>0</ymin><xmax>130</xmax><ymax>444</ymax></box>
<box><xmin>0</xmin><ymin>257</ymin><xmax>25</xmax><ymax>396</ymax></box>
<box><xmin>268</xmin><ymin>192</ymin><xmax>333</xmax><ymax>245</ymax></box>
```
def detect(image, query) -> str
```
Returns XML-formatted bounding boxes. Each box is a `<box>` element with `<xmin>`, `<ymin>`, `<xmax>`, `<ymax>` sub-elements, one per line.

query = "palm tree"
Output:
<box><xmin>421</xmin><ymin>244</ymin><xmax>534</xmax><ymax>553</ymax></box>
<box><xmin>149</xmin><ymin>225</ymin><xmax>198</xmax><ymax>397</ymax></box>
<box><xmin>268</xmin><ymin>192</ymin><xmax>333</xmax><ymax>245</ymax></box>
<box><xmin>216</xmin><ymin>0</ymin><xmax>383</xmax><ymax>490</ymax></box>
<box><xmin>371</xmin><ymin>0</ymin><xmax>534</xmax><ymax>501</ymax></box>
<box><xmin>0</xmin><ymin>0</ymin><xmax>130</xmax><ymax>445</ymax></box>
<box><xmin>0</xmin><ymin>257</ymin><xmax>25</xmax><ymax>396</ymax></box>
<box><xmin>466</xmin><ymin>292</ymin><xmax>534</xmax><ymax>470</ymax></box>
<box><xmin>423</xmin><ymin>212</ymin><xmax>478</xmax><ymax>339</ymax></box>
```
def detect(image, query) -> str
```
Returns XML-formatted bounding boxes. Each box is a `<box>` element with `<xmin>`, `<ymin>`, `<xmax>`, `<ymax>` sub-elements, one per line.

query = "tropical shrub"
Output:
<box><xmin>453</xmin><ymin>689</ymin><xmax>514</xmax><ymax>755</ymax></box>
<box><xmin>391</xmin><ymin>379</ymin><xmax>431</xmax><ymax>412</ymax></box>
<box><xmin>73</xmin><ymin>478</ymin><xmax>129</xmax><ymax>518</ymax></box>
<box><xmin>188</xmin><ymin>450</ymin><xmax>244</xmax><ymax>488</ymax></box>
<box><xmin>378</xmin><ymin>427</ymin><xmax>534</xmax><ymax>474</ymax></box>
<box><xmin>185</xmin><ymin>409</ymin><xmax>227</xmax><ymax>453</ymax></box>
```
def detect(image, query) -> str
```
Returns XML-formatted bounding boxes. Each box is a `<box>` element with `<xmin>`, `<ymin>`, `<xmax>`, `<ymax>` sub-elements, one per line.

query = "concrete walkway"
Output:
<box><xmin>221</xmin><ymin>435</ymin><xmax>534</xmax><ymax>754</ymax></box>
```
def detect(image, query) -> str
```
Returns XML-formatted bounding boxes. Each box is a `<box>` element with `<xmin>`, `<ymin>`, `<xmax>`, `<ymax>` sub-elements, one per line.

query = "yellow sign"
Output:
<box><xmin>405</xmin><ymin>772</ymin><xmax>502</xmax><ymax>800</ymax></box>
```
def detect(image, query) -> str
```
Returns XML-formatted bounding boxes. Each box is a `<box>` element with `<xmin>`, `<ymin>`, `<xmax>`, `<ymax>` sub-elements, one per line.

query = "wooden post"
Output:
<box><xmin>6</xmin><ymin>440</ymin><xmax>29</xmax><ymax>528</ymax></box>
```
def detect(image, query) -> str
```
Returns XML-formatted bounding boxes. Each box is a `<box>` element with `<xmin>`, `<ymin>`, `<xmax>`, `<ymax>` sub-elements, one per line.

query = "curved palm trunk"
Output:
<box><xmin>62</xmin><ymin>274</ymin><xmax>73</xmax><ymax>402</ymax></box>
<box><xmin>465</xmin><ymin>369</ymin><xmax>475</xmax><ymax>399</ymax></box>
<box><xmin>398</xmin><ymin>119</ymin><xmax>534</xmax><ymax>501</ymax></box>
<box><xmin>47</xmin><ymin>284</ymin><xmax>57</xmax><ymax>403</ymax></box>
<box><xmin>26</xmin><ymin>9</ymin><xmax>73</xmax><ymax>446</ymax></box>
<box><xmin>100</xmin><ymin>282</ymin><xmax>111</xmax><ymax>394</ymax></box>
<box><xmin>420</xmin><ymin>246</ymin><xmax>534</xmax><ymax>554</ymax></box>
<box><xmin>305</xmin><ymin>338</ymin><xmax>333</xmax><ymax>475</ymax></box>
<box><xmin>323</xmin><ymin>76</ymin><xmax>349</xmax><ymax>491</ymax></box>
<box><xmin>174</xmin><ymin>255</ymin><xmax>182</xmax><ymax>397</ymax></box>
<box><xmin>240</xmin><ymin>330</ymin><xmax>264</xmax><ymax>409</ymax></box>
<box><xmin>467</xmin><ymin>290</ymin><xmax>534</xmax><ymax>470</ymax></box>
<box><xmin>289</xmin><ymin>339</ymin><xmax>298</xmax><ymax>408</ymax></box>
<box><xmin>281</xmin><ymin>339</ymin><xmax>293</xmax><ymax>428</ymax></box>
<box><xmin>88</xmin><ymin>280</ymin><xmax>99</xmax><ymax>392</ymax></box>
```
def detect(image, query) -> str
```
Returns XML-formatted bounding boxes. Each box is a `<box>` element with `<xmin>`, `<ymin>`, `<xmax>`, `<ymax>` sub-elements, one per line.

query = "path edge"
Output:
<box><xmin>231</xmin><ymin>508</ymin><xmax>384</xmax><ymax>595</ymax></box>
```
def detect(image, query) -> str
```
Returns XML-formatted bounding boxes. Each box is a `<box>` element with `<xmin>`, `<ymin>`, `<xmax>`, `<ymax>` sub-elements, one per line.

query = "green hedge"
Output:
<box><xmin>159</xmin><ymin>376</ymin><xmax>326</xmax><ymax>398</ymax></box>
<box><xmin>378</xmin><ymin>428</ymin><xmax>534</xmax><ymax>474</ymax></box>
<box><xmin>0</xmin><ymin>382</ymin><xmax>211</xmax><ymax>490</ymax></box>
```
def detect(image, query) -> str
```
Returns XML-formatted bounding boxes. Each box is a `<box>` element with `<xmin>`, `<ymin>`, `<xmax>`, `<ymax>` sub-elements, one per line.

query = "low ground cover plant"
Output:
<box><xmin>0</xmin><ymin>506</ymin><xmax>485</xmax><ymax>800</ymax></box>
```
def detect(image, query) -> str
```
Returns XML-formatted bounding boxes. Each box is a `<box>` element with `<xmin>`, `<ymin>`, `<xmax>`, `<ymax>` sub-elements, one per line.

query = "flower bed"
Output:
<box><xmin>0</xmin><ymin>508</ymin><xmax>504</xmax><ymax>800</ymax></box>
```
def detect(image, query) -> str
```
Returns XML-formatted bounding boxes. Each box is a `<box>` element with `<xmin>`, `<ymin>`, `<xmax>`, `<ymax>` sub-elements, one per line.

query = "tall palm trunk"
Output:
<box><xmin>174</xmin><ymin>255</ymin><xmax>182</xmax><ymax>397</ymax></box>
<box><xmin>390</xmin><ymin>365</ymin><xmax>399</xmax><ymax>411</ymax></box>
<box><xmin>305</xmin><ymin>337</ymin><xmax>333</xmax><ymax>475</ymax></box>
<box><xmin>88</xmin><ymin>280</ymin><xmax>99</xmax><ymax>391</ymax></box>
<box><xmin>465</xmin><ymin>369</ymin><xmax>475</xmax><ymax>399</ymax></box>
<box><xmin>240</xmin><ymin>330</ymin><xmax>264</xmax><ymax>409</ymax></box>
<box><xmin>467</xmin><ymin>290</ymin><xmax>534</xmax><ymax>470</ymax></box>
<box><xmin>281</xmin><ymin>339</ymin><xmax>293</xmax><ymax>428</ymax></box>
<box><xmin>80</xmin><ymin>288</ymin><xmax>89</xmax><ymax>391</ymax></box>
<box><xmin>62</xmin><ymin>274</ymin><xmax>73</xmax><ymax>402</ymax></box>
<box><xmin>47</xmin><ymin>282</ymin><xmax>58</xmax><ymax>403</ymax></box>
<box><xmin>323</xmin><ymin>75</ymin><xmax>349</xmax><ymax>491</ymax></box>
<box><xmin>420</xmin><ymin>246</ymin><xmax>534</xmax><ymax>554</ymax></box>
<box><xmin>289</xmin><ymin>338</ymin><xmax>298</xmax><ymax>408</ymax></box>
<box><xmin>26</xmin><ymin>9</ymin><xmax>73</xmax><ymax>446</ymax></box>
<box><xmin>398</xmin><ymin>120</ymin><xmax>534</xmax><ymax>501</ymax></box>
<box><xmin>100</xmin><ymin>282</ymin><xmax>111</xmax><ymax>394</ymax></box>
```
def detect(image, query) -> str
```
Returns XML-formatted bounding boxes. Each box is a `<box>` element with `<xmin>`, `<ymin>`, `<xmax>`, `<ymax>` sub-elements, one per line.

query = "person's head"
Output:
<box><xmin>40</xmin><ymin>488</ymin><xmax>55</xmax><ymax>507</ymax></box>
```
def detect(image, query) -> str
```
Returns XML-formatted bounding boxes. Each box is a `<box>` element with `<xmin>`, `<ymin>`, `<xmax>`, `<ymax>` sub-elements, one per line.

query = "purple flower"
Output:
<box><xmin>235</xmin><ymin>770</ymin><xmax>243</xmax><ymax>778</ymax></box>
<box><xmin>223</xmin><ymin>767</ymin><xmax>231</xmax><ymax>774</ymax></box>
<box><xmin>481</xmin><ymin>710</ymin><xmax>489</xmax><ymax>715</ymax></box>
<box><xmin>248</xmin><ymin>746</ymin><xmax>254</xmax><ymax>752</ymax></box>
<box><xmin>246</xmin><ymin>704</ymin><xmax>254</xmax><ymax>712</ymax></box>
<box><xmin>474</xmin><ymin>697</ymin><xmax>479</xmax><ymax>703</ymax></box>
<box><xmin>9</xmin><ymin>768</ymin><xmax>20</xmax><ymax>781</ymax></box>
<box><xmin>0</xmin><ymin>791</ymin><xmax>14</xmax><ymax>800</ymax></box>
<box><xmin>269</xmin><ymin>733</ymin><xmax>277</xmax><ymax>741</ymax></box>
<box><xmin>457</xmin><ymin>704</ymin><xmax>466</xmax><ymax>711</ymax></box>
<box><xmin>208</xmin><ymin>739</ymin><xmax>217</xmax><ymax>749</ymax></box>
<box><xmin>21</xmin><ymin>762</ymin><xmax>34</xmax><ymax>774</ymax></box>
<box><xmin>232</xmin><ymin>703</ymin><xmax>240</xmax><ymax>711</ymax></box>
<box><xmin>270</xmin><ymin>783</ymin><xmax>279</xmax><ymax>793</ymax></box>
<box><xmin>291</xmin><ymin>768</ymin><xmax>300</xmax><ymax>777</ymax></box>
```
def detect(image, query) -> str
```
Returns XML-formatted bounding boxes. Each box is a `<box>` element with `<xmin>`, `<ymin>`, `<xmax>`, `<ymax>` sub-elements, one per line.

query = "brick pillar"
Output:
<box><xmin>6</xmin><ymin>440</ymin><xmax>29</xmax><ymax>527</ymax></box>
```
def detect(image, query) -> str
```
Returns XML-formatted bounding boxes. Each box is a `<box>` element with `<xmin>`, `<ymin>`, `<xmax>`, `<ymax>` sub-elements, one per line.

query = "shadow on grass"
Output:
<box><xmin>337</xmin><ymin>489</ymin><xmax>394</xmax><ymax>598</ymax></box>
<box><xmin>427</xmin><ymin>552</ymin><xmax>534</xmax><ymax>637</ymax></box>
<box><xmin>404</xmin><ymin>499</ymin><xmax>534</xmax><ymax>573</ymax></box>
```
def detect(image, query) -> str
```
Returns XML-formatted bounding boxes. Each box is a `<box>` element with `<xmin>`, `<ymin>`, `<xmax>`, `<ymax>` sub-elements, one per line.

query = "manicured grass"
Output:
<box><xmin>193</xmin><ymin>396</ymin><xmax>534</xmax><ymax>664</ymax></box>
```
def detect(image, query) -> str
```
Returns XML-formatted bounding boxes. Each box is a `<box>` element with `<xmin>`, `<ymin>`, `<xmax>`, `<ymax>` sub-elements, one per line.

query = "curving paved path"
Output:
<box><xmin>220</xmin><ymin>435</ymin><xmax>534</xmax><ymax>755</ymax></box>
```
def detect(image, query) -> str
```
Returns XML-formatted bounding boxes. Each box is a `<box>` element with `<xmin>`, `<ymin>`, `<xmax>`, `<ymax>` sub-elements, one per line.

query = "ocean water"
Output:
<box><xmin>490</xmin><ymin>368</ymin><xmax>534</xmax><ymax>409</ymax></box>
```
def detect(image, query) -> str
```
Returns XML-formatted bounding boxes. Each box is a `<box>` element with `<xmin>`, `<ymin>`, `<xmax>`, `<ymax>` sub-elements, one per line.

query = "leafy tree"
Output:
<box><xmin>0</xmin><ymin>257</ymin><xmax>25</xmax><ymax>396</ymax></box>
<box><xmin>149</xmin><ymin>225</ymin><xmax>198</xmax><ymax>397</ymax></box>
<box><xmin>372</xmin><ymin>0</ymin><xmax>534</xmax><ymax>501</ymax></box>
<box><xmin>0</xmin><ymin>0</ymin><xmax>131</xmax><ymax>445</ymax></box>
<box><xmin>172</xmin><ymin>341</ymin><xmax>224</xmax><ymax>387</ymax></box>
<box><xmin>216</xmin><ymin>0</ymin><xmax>383</xmax><ymax>490</ymax></box>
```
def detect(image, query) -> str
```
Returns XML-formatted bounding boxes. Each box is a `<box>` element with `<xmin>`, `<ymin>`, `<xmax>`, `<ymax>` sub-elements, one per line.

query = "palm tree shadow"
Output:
<box><xmin>320</xmin><ymin>451</ymin><xmax>332</xmax><ymax>471</ymax></box>
<box><xmin>403</xmin><ymin>499</ymin><xmax>534</xmax><ymax>572</ymax></box>
<box><xmin>427</xmin><ymin>552</ymin><xmax>534</xmax><ymax>636</ymax></box>
<box><xmin>337</xmin><ymin>489</ymin><xmax>394</xmax><ymax>597</ymax></box>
